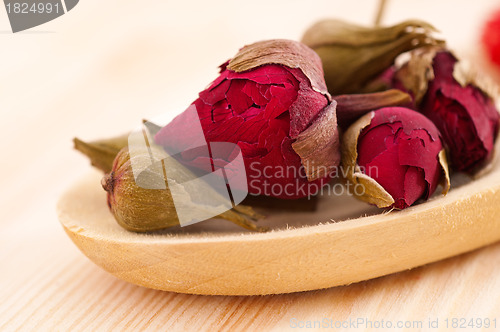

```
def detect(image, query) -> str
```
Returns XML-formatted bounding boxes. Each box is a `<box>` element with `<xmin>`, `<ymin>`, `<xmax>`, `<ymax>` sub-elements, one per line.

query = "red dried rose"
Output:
<box><xmin>388</xmin><ymin>48</ymin><xmax>500</xmax><ymax>172</ymax></box>
<box><xmin>155</xmin><ymin>40</ymin><xmax>339</xmax><ymax>199</ymax></box>
<box><xmin>342</xmin><ymin>107</ymin><xmax>450</xmax><ymax>209</ymax></box>
<box><xmin>420</xmin><ymin>52</ymin><xmax>500</xmax><ymax>172</ymax></box>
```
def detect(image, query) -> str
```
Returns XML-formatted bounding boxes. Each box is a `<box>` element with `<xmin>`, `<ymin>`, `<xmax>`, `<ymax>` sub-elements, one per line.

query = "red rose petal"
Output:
<box><xmin>402</xmin><ymin>166</ymin><xmax>426</xmax><ymax>207</ymax></box>
<box><xmin>364</xmin><ymin>142</ymin><xmax>407</xmax><ymax>200</ymax></box>
<box><xmin>357</xmin><ymin>123</ymin><xmax>397</xmax><ymax>166</ymax></box>
<box><xmin>226</xmin><ymin>80</ymin><xmax>254</xmax><ymax>114</ymax></box>
<box><xmin>242</xmin><ymin>80</ymin><xmax>269</xmax><ymax>106</ymax></box>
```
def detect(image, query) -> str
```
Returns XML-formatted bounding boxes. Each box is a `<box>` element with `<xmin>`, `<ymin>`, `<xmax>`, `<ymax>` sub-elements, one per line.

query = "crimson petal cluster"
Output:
<box><xmin>342</xmin><ymin>107</ymin><xmax>449</xmax><ymax>209</ymax></box>
<box><xmin>420</xmin><ymin>52</ymin><xmax>500</xmax><ymax>171</ymax></box>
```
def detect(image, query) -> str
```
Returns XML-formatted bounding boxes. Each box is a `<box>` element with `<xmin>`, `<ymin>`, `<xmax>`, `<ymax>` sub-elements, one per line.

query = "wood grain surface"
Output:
<box><xmin>57</xmin><ymin>161</ymin><xmax>500</xmax><ymax>297</ymax></box>
<box><xmin>2</xmin><ymin>0</ymin><xmax>500</xmax><ymax>330</ymax></box>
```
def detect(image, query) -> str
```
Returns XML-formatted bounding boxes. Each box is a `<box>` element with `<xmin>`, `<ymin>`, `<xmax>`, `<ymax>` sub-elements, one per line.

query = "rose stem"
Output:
<box><xmin>374</xmin><ymin>0</ymin><xmax>388</xmax><ymax>26</ymax></box>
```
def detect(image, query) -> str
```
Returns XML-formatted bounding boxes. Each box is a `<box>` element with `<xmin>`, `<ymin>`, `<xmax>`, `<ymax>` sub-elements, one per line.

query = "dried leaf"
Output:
<box><xmin>438</xmin><ymin>149</ymin><xmax>451</xmax><ymax>194</ymax></box>
<box><xmin>302</xmin><ymin>19</ymin><xmax>440</xmax><ymax>48</ymax></box>
<box><xmin>335</xmin><ymin>89</ymin><xmax>412</xmax><ymax>128</ymax></box>
<box><xmin>394</xmin><ymin>46</ymin><xmax>441</xmax><ymax>105</ymax></box>
<box><xmin>292</xmin><ymin>101</ymin><xmax>340</xmax><ymax>181</ymax></box>
<box><xmin>73</xmin><ymin>134</ymin><xmax>129</xmax><ymax>173</ymax></box>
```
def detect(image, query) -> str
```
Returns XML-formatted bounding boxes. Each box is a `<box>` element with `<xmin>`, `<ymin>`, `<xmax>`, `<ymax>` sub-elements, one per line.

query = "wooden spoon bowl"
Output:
<box><xmin>57</xmin><ymin>149</ymin><xmax>500</xmax><ymax>296</ymax></box>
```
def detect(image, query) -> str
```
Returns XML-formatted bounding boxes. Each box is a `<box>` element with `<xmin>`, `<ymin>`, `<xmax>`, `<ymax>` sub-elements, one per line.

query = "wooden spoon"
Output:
<box><xmin>57</xmin><ymin>150</ymin><xmax>500</xmax><ymax>296</ymax></box>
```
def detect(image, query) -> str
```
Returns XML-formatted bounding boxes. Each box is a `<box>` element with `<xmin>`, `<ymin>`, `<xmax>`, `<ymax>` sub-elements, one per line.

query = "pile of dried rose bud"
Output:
<box><xmin>156</xmin><ymin>20</ymin><xmax>499</xmax><ymax>208</ymax></box>
<box><xmin>76</xmin><ymin>19</ymin><xmax>500</xmax><ymax>232</ymax></box>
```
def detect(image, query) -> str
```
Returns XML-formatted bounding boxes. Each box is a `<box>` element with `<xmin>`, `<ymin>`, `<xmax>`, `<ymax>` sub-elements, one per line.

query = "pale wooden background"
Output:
<box><xmin>2</xmin><ymin>0</ymin><xmax>500</xmax><ymax>330</ymax></box>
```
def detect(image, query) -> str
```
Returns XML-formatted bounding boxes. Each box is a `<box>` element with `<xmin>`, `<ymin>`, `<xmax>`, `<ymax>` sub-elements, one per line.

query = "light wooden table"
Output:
<box><xmin>2</xmin><ymin>0</ymin><xmax>500</xmax><ymax>330</ymax></box>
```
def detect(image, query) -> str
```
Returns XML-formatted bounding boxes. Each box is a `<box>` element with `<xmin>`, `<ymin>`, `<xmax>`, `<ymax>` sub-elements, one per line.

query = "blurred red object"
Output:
<box><xmin>482</xmin><ymin>9</ymin><xmax>500</xmax><ymax>67</ymax></box>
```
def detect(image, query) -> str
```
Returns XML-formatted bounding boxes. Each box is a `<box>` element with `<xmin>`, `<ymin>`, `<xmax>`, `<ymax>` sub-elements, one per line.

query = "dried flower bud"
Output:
<box><xmin>102</xmin><ymin>147</ymin><xmax>266</xmax><ymax>232</ymax></box>
<box><xmin>155</xmin><ymin>39</ymin><xmax>340</xmax><ymax>199</ymax></box>
<box><xmin>342</xmin><ymin>107</ymin><xmax>450</xmax><ymax>209</ymax></box>
<box><xmin>392</xmin><ymin>48</ymin><xmax>500</xmax><ymax>172</ymax></box>
<box><xmin>73</xmin><ymin>134</ymin><xmax>129</xmax><ymax>173</ymax></box>
<box><xmin>301</xmin><ymin>19</ymin><xmax>444</xmax><ymax>94</ymax></box>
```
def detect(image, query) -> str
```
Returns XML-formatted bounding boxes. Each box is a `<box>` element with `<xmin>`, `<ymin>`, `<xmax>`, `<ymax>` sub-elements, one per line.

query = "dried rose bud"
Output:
<box><xmin>301</xmin><ymin>19</ymin><xmax>444</xmax><ymax>94</ymax></box>
<box><xmin>342</xmin><ymin>107</ymin><xmax>450</xmax><ymax>209</ymax></box>
<box><xmin>102</xmin><ymin>146</ymin><xmax>179</xmax><ymax>232</ymax></box>
<box><xmin>392</xmin><ymin>48</ymin><xmax>500</xmax><ymax>172</ymax></box>
<box><xmin>102</xmin><ymin>146</ymin><xmax>266</xmax><ymax>232</ymax></box>
<box><xmin>155</xmin><ymin>39</ymin><xmax>339</xmax><ymax>199</ymax></box>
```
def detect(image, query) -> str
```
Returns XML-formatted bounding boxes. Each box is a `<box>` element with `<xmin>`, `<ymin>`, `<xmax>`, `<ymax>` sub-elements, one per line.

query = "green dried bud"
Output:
<box><xmin>102</xmin><ymin>146</ymin><xmax>267</xmax><ymax>232</ymax></box>
<box><xmin>301</xmin><ymin>19</ymin><xmax>445</xmax><ymax>94</ymax></box>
